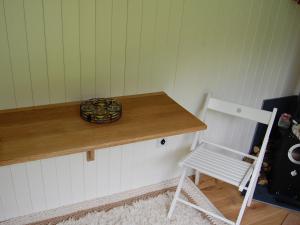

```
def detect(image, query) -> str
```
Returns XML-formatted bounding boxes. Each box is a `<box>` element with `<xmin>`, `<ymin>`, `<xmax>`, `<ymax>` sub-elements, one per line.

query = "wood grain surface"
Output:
<box><xmin>0</xmin><ymin>92</ymin><xmax>206</xmax><ymax>166</ymax></box>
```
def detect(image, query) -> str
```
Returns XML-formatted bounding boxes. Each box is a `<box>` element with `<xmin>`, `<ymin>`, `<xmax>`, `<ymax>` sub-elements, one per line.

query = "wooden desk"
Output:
<box><xmin>0</xmin><ymin>92</ymin><xmax>206</xmax><ymax>166</ymax></box>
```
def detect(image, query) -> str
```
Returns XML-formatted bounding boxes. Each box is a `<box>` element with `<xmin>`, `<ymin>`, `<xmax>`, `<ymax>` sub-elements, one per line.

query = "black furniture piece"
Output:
<box><xmin>269</xmin><ymin>129</ymin><xmax>300</xmax><ymax>207</ymax></box>
<box><xmin>250</xmin><ymin>93</ymin><xmax>300</xmax><ymax>210</ymax></box>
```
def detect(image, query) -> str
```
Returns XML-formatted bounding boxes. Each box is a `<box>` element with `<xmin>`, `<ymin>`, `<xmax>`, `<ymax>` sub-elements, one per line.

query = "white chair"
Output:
<box><xmin>167</xmin><ymin>93</ymin><xmax>277</xmax><ymax>225</ymax></box>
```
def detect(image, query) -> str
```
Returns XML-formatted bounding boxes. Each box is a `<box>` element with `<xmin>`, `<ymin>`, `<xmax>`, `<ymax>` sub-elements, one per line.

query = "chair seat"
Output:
<box><xmin>181</xmin><ymin>146</ymin><xmax>252</xmax><ymax>187</ymax></box>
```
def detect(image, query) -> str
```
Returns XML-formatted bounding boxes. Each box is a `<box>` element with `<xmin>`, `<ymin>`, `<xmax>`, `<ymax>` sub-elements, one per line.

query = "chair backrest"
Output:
<box><xmin>207</xmin><ymin>97</ymin><xmax>271</xmax><ymax>124</ymax></box>
<box><xmin>200</xmin><ymin>93</ymin><xmax>273</xmax><ymax>125</ymax></box>
<box><xmin>193</xmin><ymin>93</ymin><xmax>277</xmax><ymax>165</ymax></box>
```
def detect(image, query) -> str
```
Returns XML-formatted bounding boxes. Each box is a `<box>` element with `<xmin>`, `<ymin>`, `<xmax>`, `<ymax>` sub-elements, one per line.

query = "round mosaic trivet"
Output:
<box><xmin>80</xmin><ymin>98</ymin><xmax>122</xmax><ymax>124</ymax></box>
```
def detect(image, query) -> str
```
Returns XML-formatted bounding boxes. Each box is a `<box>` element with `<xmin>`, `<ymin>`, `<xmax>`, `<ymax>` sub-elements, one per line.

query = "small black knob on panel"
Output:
<box><xmin>161</xmin><ymin>139</ymin><xmax>166</xmax><ymax>145</ymax></box>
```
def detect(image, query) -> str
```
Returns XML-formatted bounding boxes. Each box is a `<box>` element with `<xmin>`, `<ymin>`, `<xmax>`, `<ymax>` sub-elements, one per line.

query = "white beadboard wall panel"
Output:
<box><xmin>124</xmin><ymin>0</ymin><xmax>142</xmax><ymax>95</ymax></box>
<box><xmin>26</xmin><ymin>161</ymin><xmax>47</xmax><ymax>212</ymax></box>
<box><xmin>151</xmin><ymin>0</ymin><xmax>171</xmax><ymax>93</ymax></box>
<box><xmin>280</xmin><ymin>18</ymin><xmax>300</xmax><ymax>98</ymax></box>
<box><xmin>56</xmin><ymin>156</ymin><xmax>72</xmax><ymax>205</ymax></box>
<box><xmin>0</xmin><ymin>197</ymin><xmax>4</xmax><ymax>221</ymax></box>
<box><xmin>0</xmin><ymin>0</ymin><xmax>15</xmax><ymax>110</ymax></box>
<box><xmin>96</xmin><ymin>148</ymin><xmax>110</xmax><ymax>197</ymax></box>
<box><xmin>120</xmin><ymin>144</ymin><xmax>134</xmax><ymax>191</ymax></box>
<box><xmin>83</xmin><ymin>157</ymin><xmax>97</xmax><ymax>200</ymax></box>
<box><xmin>24</xmin><ymin>0</ymin><xmax>50</xmax><ymax>106</ymax></box>
<box><xmin>41</xmin><ymin>158</ymin><xmax>60</xmax><ymax>209</ymax></box>
<box><xmin>69</xmin><ymin>153</ymin><xmax>85</xmax><ymax>203</ymax></box>
<box><xmin>0</xmin><ymin>166</ymin><xmax>19</xmax><ymax>219</ymax></box>
<box><xmin>164</xmin><ymin>0</ymin><xmax>184</xmax><ymax>96</ymax></box>
<box><xmin>223</xmin><ymin>0</ymin><xmax>273</xmax><ymax>150</ymax></box>
<box><xmin>95</xmin><ymin>0</ymin><xmax>112</xmax><ymax>98</ymax></box>
<box><xmin>137</xmin><ymin>0</ymin><xmax>157</xmax><ymax>93</ymax></box>
<box><xmin>108</xmin><ymin>146</ymin><xmax>123</xmax><ymax>195</ymax></box>
<box><xmin>296</xmin><ymin>77</ymin><xmax>300</xmax><ymax>94</ymax></box>
<box><xmin>110</xmin><ymin>0</ymin><xmax>127</xmax><ymax>97</ymax></box>
<box><xmin>0</xmin><ymin>136</ymin><xmax>187</xmax><ymax>220</ymax></box>
<box><xmin>10</xmin><ymin>164</ymin><xmax>33</xmax><ymax>216</ymax></box>
<box><xmin>61</xmin><ymin>0</ymin><xmax>81</xmax><ymax>102</ymax></box>
<box><xmin>274</xmin><ymin>1</ymin><xmax>300</xmax><ymax>97</ymax></box>
<box><xmin>79</xmin><ymin>0</ymin><xmax>96</xmax><ymax>100</ymax></box>
<box><xmin>132</xmin><ymin>140</ymin><xmax>156</xmax><ymax>187</ymax></box>
<box><xmin>130</xmin><ymin>141</ymin><xmax>151</xmax><ymax>188</ymax></box>
<box><xmin>3</xmin><ymin>0</ymin><xmax>33</xmax><ymax>107</ymax></box>
<box><xmin>43</xmin><ymin>0</ymin><xmax>66</xmax><ymax>103</ymax></box>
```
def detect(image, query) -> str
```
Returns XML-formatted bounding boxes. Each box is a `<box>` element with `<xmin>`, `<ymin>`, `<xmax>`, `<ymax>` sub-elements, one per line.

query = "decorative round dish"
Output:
<box><xmin>80</xmin><ymin>98</ymin><xmax>122</xmax><ymax>124</ymax></box>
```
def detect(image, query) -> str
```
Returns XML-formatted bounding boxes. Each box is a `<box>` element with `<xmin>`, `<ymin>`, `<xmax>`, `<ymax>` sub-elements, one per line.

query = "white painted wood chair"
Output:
<box><xmin>167</xmin><ymin>93</ymin><xmax>277</xmax><ymax>225</ymax></box>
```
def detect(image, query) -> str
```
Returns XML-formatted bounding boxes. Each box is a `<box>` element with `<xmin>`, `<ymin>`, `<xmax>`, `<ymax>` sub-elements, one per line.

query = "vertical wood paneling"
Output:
<box><xmin>0</xmin><ymin>0</ymin><xmax>15</xmax><ymax>110</ymax></box>
<box><xmin>137</xmin><ymin>0</ymin><xmax>157</xmax><ymax>93</ymax></box>
<box><xmin>296</xmin><ymin>76</ymin><xmax>300</xmax><ymax>94</ymax></box>
<box><xmin>56</xmin><ymin>156</ymin><xmax>72</xmax><ymax>205</ymax></box>
<box><xmin>24</xmin><ymin>0</ymin><xmax>50</xmax><ymax>106</ymax></box>
<box><xmin>41</xmin><ymin>158</ymin><xmax>60</xmax><ymax>208</ymax></box>
<box><xmin>84</xmin><ymin>159</ymin><xmax>97</xmax><ymax>200</ymax></box>
<box><xmin>110</xmin><ymin>0</ymin><xmax>127</xmax><ymax>97</ymax></box>
<box><xmin>10</xmin><ymin>164</ymin><xmax>32</xmax><ymax>215</ymax></box>
<box><xmin>69</xmin><ymin>153</ymin><xmax>85</xmax><ymax>203</ymax></box>
<box><xmin>172</xmin><ymin>0</ymin><xmax>206</xmax><ymax>110</ymax></box>
<box><xmin>251</xmin><ymin>0</ymin><xmax>281</xmax><ymax>105</ymax></box>
<box><xmin>164</xmin><ymin>0</ymin><xmax>184</xmax><ymax>96</ymax></box>
<box><xmin>0</xmin><ymin>138</ymin><xmax>186</xmax><ymax>221</ymax></box>
<box><xmin>120</xmin><ymin>144</ymin><xmax>134</xmax><ymax>191</ymax></box>
<box><xmin>270</xmin><ymin>1</ymin><xmax>294</xmax><ymax>97</ymax></box>
<box><xmin>277</xmin><ymin>2</ymin><xmax>300</xmax><ymax>97</ymax></box>
<box><xmin>26</xmin><ymin>161</ymin><xmax>47</xmax><ymax>212</ymax></box>
<box><xmin>62</xmin><ymin>0</ymin><xmax>81</xmax><ymax>102</ymax></box>
<box><xmin>0</xmin><ymin>0</ymin><xmax>299</xmax><ymax>113</ymax></box>
<box><xmin>124</xmin><ymin>0</ymin><xmax>142</xmax><ymax>95</ymax></box>
<box><xmin>220</xmin><ymin>1</ymin><xmax>276</xmax><ymax>151</ymax></box>
<box><xmin>79</xmin><ymin>0</ymin><xmax>96</xmax><ymax>100</ymax></box>
<box><xmin>95</xmin><ymin>0</ymin><xmax>112</xmax><ymax>98</ymax></box>
<box><xmin>136</xmin><ymin>140</ymin><xmax>159</xmax><ymax>185</ymax></box>
<box><xmin>43</xmin><ymin>0</ymin><xmax>66</xmax><ymax>103</ymax></box>
<box><xmin>240</xmin><ymin>0</ymin><xmax>284</xmax><ymax>151</ymax></box>
<box><xmin>242</xmin><ymin>0</ymin><xmax>275</xmax><ymax>105</ymax></box>
<box><xmin>131</xmin><ymin>141</ymin><xmax>150</xmax><ymax>188</ymax></box>
<box><xmin>0</xmin><ymin>196</ymin><xmax>4</xmax><ymax>221</ymax></box>
<box><xmin>4</xmin><ymin>0</ymin><xmax>33</xmax><ymax>107</ymax></box>
<box><xmin>108</xmin><ymin>146</ymin><xmax>122</xmax><ymax>194</ymax></box>
<box><xmin>0</xmin><ymin>166</ymin><xmax>18</xmax><ymax>219</ymax></box>
<box><xmin>96</xmin><ymin>148</ymin><xmax>110</xmax><ymax>197</ymax></box>
<box><xmin>151</xmin><ymin>0</ymin><xmax>171</xmax><ymax>93</ymax></box>
<box><xmin>225</xmin><ymin>0</ymin><xmax>262</xmax><ymax>151</ymax></box>
<box><xmin>288</xmin><ymin>33</ymin><xmax>300</xmax><ymax>94</ymax></box>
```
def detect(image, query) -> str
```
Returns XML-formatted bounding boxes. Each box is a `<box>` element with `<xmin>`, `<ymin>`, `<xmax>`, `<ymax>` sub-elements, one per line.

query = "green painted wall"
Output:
<box><xmin>0</xmin><ymin>0</ymin><xmax>300</xmax><ymax>111</ymax></box>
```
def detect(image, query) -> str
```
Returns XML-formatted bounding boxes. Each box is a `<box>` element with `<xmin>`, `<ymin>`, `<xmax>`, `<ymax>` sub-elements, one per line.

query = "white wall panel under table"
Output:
<box><xmin>0</xmin><ymin>134</ymin><xmax>190</xmax><ymax>221</ymax></box>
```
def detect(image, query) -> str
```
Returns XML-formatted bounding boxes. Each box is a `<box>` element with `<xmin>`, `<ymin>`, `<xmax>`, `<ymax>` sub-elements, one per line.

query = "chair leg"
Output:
<box><xmin>167</xmin><ymin>168</ymin><xmax>187</xmax><ymax>219</ymax></box>
<box><xmin>236</xmin><ymin>192</ymin><xmax>250</xmax><ymax>225</ymax></box>
<box><xmin>247</xmin><ymin>175</ymin><xmax>258</xmax><ymax>207</ymax></box>
<box><xmin>236</xmin><ymin>175</ymin><xmax>259</xmax><ymax>225</ymax></box>
<box><xmin>195</xmin><ymin>170</ymin><xmax>201</xmax><ymax>185</ymax></box>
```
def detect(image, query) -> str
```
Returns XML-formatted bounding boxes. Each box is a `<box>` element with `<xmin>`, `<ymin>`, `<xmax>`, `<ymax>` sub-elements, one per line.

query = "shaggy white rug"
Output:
<box><xmin>56</xmin><ymin>192</ymin><xmax>211</xmax><ymax>225</ymax></box>
<box><xmin>1</xmin><ymin>178</ymin><xmax>226</xmax><ymax>225</ymax></box>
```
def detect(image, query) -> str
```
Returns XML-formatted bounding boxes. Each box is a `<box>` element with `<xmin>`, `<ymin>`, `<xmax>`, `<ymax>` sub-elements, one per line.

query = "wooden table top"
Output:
<box><xmin>0</xmin><ymin>92</ymin><xmax>206</xmax><ymax>166</ymax></box>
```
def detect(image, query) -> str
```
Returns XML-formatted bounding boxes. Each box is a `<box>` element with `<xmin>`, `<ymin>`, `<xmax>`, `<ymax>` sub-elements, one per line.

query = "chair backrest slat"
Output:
<box><xmin>207</xmin><ymin>97</ymin><xmax>272</xmax><ymax>124</ymax></box>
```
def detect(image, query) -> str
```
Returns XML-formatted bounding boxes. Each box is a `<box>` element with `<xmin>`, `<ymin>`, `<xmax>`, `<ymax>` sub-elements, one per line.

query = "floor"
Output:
<box><xmin>198</xmin><ymin>176</ymin><xmax>299</xmax><ymax>225</ymax></box>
